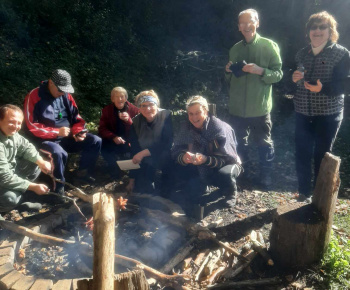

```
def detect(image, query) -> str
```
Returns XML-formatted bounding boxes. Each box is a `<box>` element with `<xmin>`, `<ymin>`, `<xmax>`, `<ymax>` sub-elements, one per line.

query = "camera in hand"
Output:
<box><xmin>229</xmin><ymin>60</ymin><xmax>248</xmax><ymax>78</ymax></box>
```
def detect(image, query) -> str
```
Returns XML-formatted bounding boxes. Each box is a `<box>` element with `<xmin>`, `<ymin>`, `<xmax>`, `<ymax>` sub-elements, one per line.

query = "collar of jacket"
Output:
<box><xmin>307</xmin><ymin>40</ymin><xmax>334</xmax><ymax>55</ymax></box>
<box><xmin>39</xmin><ymin>80</ymin><xmax>66</xmax><ymax>101</ymax></box>
<box><xmin>0</xmin><ymin>130</ymin><xmax>14</xmax><ymax>145</ymax></box>
<box><xmin>243</xmin><ymin>33</ymin><xmax>261</xmax><ymax>46</ymax></box>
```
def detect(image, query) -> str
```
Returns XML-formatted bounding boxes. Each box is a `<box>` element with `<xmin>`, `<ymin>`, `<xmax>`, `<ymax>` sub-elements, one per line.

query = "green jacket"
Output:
<box><xmin>225</xmin><ymin>33</ymin><xmax>283</xmax><ymax>117</ymax></box>
<box><xmin>0</xmin><ymin>131</ymin><xmax>40</xmax><ymax>192</ymax></box>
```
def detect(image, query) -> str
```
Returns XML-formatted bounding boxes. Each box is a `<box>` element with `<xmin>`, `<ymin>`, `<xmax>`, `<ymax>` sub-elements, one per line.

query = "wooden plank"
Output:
<box><xmin>0</xmin><ymin>270</ymin><xmax>23</xmax><ymax>289</ymax></box>
<box><xmin>29</xmin><ymin>279</ymin><xmax>53</xmax><ymax>290</ymax></box>
<box><xmin>52</xmin><ymin>279</ymin><xmax>72</xmax><ymax>290</ymax></box>
<box><xmin>0</xmin><ymin>263</ymin><xmax>14</xmax><ymax>279</ymax></box>
<box><xmin>10</xmin><ymin>275</ymin><xmax>35</xmax><ymax>290</ymax></box>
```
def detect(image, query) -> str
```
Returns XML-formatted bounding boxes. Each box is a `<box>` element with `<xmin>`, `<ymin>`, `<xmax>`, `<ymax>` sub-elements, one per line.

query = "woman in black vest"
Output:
<box><xmin>125</xmin><ymin>90</ymin><xmax>173</xmax><ymax>194</ymax></box>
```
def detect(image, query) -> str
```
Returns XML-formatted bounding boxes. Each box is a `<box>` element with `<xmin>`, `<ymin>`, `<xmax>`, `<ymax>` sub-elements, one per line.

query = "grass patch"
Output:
<box><xmin>321</xmin><ymin>232</ymin><xmax>350</xmax><ymax>289</ymax></box>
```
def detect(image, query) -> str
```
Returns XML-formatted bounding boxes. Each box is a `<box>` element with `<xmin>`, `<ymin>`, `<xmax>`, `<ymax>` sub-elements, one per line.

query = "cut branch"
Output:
<box><xmin>0</xmin><ymin>220</ymin><xmax>90</xmax><ymax>250</ymax></box>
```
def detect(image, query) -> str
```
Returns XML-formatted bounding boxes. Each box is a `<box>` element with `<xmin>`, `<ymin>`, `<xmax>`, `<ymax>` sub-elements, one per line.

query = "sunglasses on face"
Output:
<box><xmin>310</xmin><ymin>24</ymin><xmax>328</xmax><ymax>31</ymax></box>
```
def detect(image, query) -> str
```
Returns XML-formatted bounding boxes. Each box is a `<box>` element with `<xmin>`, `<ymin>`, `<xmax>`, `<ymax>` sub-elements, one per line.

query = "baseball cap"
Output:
<box><xmin>50</xmin><ymin>69</ymin><xmax>75</xmax><ymax>94</ymax></box>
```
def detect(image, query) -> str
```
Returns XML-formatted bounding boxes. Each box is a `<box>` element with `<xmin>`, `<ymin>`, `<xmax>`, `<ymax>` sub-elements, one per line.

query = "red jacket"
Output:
<box><xmin>24</xmin><ymin>81</ymin><xmax>85</xmax><ymax>140</ymax></box>
<box><xmin>98</xmin><ymin>101</ymin><xmax>139</xmax><ymax>140</ymax></box>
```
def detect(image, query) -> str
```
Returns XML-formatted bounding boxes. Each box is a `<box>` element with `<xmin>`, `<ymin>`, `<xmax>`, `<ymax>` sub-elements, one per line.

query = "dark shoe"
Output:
<box><xmin>17</xmin><ymin>202</ymin><xmax>42</xmax><ymax>212</ymax></box>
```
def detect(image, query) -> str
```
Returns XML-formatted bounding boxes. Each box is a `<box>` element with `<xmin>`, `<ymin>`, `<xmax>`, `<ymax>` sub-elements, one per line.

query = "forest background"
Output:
<box><xmin>1</xmin><ymin>0</ymin><xmax>350</xmax><ymax>121</ymax></box>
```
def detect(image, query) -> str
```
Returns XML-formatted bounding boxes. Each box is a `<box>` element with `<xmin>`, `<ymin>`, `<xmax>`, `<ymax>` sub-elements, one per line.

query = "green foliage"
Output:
<box><xmin>321</xmin><ymin>233</ymin><xmax>350</xmax><ymax>288</ymax></box>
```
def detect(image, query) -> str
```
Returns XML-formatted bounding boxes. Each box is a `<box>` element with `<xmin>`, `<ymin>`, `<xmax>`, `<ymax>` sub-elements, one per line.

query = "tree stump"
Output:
<box><xmin>269</xmin><ymin>153</ymin><xmax>340</xmax><ymax>267</ymax></box>
<box><xmin>77</xmin><ymin>270</ymin><xmax>149</xmax><ymax>290</ymax></box>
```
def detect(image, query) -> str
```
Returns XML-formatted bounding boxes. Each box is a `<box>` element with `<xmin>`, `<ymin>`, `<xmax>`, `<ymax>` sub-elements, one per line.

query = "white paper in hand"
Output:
<box><xmin>116</xmin><ymin>159</ymin><xmax>140</xmax><ymax>170</ymax></box>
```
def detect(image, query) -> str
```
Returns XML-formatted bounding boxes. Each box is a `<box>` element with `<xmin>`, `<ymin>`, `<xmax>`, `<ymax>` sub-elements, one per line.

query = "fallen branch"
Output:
<box><xmin>55</xmin><ymin>179</ymin><xmax>92</xmax><ymax>203</ymax></box>
<box><xmin>80</xmin><ymin>250</ymin><xmax>189</xmax><ymax>289</ymax></box>
<box><xmin>0</xmin><ymin>220</ymin><xmax>90</xmax><ymax>250</ymax></box>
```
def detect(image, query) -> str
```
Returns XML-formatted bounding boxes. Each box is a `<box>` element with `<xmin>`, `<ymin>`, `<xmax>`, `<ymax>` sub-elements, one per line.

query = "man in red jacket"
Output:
<box><xmin>24</xmin><ymin>69</ymin><xmax>102</xmax><ymax>194</ymax></box>
<box><xmin>98</xmin><ymin>87</ymin><xmax>139</xmax><ymax>178</ymax></box>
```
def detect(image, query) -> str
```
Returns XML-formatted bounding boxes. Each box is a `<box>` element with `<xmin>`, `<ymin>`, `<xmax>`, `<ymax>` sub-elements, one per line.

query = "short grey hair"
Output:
<box><xmin>238</xmin><ymin>9</ymin><xmax>259</xmax><ymax>22</ymax></box>
<box><xmin>111</xmin><ymin>86</ymin><xmax>128</xmax><ymax>100</ymax></box>
<box><xmin>186</xmin><ymin>96</ymin><xmax>209</xmax><ymax>112</ymax></box>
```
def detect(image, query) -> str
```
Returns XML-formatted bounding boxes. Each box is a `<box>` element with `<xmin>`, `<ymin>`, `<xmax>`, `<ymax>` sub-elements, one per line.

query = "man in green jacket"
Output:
<box><xmin>225</xmin><ymin>8</ymin><xmax>282</xmax><ymax>187</ymax></box>
<box><xmin>0</xmin><ymin>104</ymin><xmax>52</xmax><ymax>214</ymax></box>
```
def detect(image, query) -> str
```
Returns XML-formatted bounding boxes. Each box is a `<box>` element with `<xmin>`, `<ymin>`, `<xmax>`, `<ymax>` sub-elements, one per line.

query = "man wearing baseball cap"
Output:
<box><xmin>23</xmin><ymin>69</ymin><xmax>102</xmax><ymax>196</ymax></box>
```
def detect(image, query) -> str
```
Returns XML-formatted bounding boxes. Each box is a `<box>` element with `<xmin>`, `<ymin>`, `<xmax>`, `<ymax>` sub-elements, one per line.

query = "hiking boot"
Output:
<box><xmin>17</xmin><ymin>202</ymin><xmax>42</xmax><ymax>212</ymax></box>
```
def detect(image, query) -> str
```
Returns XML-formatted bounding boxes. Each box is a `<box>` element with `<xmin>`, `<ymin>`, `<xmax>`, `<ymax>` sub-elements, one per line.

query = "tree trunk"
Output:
<box><xmin>92</xmin><ymin>193</ymin><xmax>115</xmax><ymax>290</ymax></box>
<box><xmin>269</xmin><ymin>153</ymin><xmax>340</xmax><ymax>267</ymax></box>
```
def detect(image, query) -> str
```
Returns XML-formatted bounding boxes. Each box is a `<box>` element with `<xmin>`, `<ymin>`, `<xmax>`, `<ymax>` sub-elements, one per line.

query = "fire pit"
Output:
<box><xmin>0</xmin><ymin>193</ymin><xmax>190</xmax><ymax>289</ymax></box>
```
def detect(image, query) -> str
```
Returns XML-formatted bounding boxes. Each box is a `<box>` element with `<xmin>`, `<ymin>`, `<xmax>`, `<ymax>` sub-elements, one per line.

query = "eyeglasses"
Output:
<box><xmin>141</xmin><ymin>103</ymin><xmax>156</xmax><ymax>109</ymax></box>
<box><xmin>310</xmin><ymin>24</ymin><xmax>328</xmax><ymax>31</ymax></box>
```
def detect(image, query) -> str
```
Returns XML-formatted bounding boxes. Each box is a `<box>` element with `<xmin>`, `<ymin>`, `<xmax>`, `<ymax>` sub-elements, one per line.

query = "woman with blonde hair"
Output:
<box><xmin>292</xmin><ymin>11</ymin><xmax>350</xmax><ymax>202</ymax></box>
<box><xmin>126</xmin><ymin>90</ymin><xmax>173</xmax><ymax>194</ymax></box>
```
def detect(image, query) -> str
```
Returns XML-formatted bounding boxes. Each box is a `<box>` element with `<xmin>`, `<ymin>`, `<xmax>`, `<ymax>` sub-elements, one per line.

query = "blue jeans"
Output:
<box><xmin>39</xmin><ymin>133</ymin><xmax>101</xmax><ymax>191</ymax></box>
<box><xmin>295</xmin><ymin>112</ymin><xmax>342</xmax><ymax>196</ymax></box>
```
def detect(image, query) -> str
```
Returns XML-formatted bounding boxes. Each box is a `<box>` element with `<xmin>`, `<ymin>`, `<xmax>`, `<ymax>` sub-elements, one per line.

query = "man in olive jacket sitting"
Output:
<box><xmin>0</xmin><ymin>104</ymin><xmax>52</xmax><ymax>214</ymax></box>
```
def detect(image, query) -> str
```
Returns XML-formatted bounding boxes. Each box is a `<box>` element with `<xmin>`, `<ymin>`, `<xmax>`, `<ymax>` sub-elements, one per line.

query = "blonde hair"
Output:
<box><xmin>238</xmin><ymin>8</ymin><xmax>259</xmax><ymax>23</ymax></box>
<box><xmin>135</xmin><ymin>90</ymin><xmax>160</xmax><ymax>107</ymax></box>
<box><xmin>111</xmin><ymin>87</ymin><xmax>128</xmax><ymax>102</ymax></box>
<box><xmin>306</xmin><ymin>11</ymin><xmax>339</xmax><ymax>43</ymax></box>
<box><xmin>186</xmin><ymin>96</ymin><xmax>209</xmax><ymax>112</ymax></box>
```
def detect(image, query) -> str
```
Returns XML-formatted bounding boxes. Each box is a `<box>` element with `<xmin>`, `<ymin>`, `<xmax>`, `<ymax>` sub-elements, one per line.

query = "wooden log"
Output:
<box><xmin>207</xmin><ymin>265</ymin><xmax>227</xmax><ymax>285</ymax></box>
<box><xmin>269</xmin><ymin>203</ymin><xmax>325</xmax><ymax>267</ymax></box>
<box><xmin>160</xmin><ymin>236</ymin><xmax>196</xmax><ymax>274</ymax></box>
<box><xmin>207</xmin><ymin>276</ymin><xmax>282</xmax><ymax>289</ymax></box>
<box><xmin>92</xmin><ymin>193</ymin><xmax>115</xmax><ymax>290</ymax></box>
<box><xmin>222</xmin><ymin>250</ymin><xmax>257</xmax><ymax>279</ymax></box>
<box><xmin>204</xmin><ymin>249</ymin><xmax>223</xmax><ymax>276</ymax></box>
<box><xmin>114</xmin><ymin>270</ymin><xmax>149</xmax><ymax>290</ymax></box>
<box><xmin>313</xmin><ymin>152</ymin><xmax>341</xmax><ymax>248</ymax></box>
<box><xmin>0</xmin><ymin>220</ymin><xmax>89</xmax><ymax>249</ymax></box>
<box><xmin>77</xmin><ymin>270</ymin><xmax>149</xmax><ymax>290</ymax></box>
<box><xmin>194</xmin><ymin>252</ymin><xmax>212</xmax><ymax>281</ymax></box>
<box><xmin>269</xmin><ymin>153</ymin><xmax>341</xmax><ymax>267</ymax></box>
<box><xmin>251</xmin><ymin>240</ymin><xmax>274</xmax><ymax>266</ymax></box>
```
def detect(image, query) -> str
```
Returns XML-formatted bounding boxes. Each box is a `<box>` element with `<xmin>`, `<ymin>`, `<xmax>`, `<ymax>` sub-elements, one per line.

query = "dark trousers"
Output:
<box><xmin>0</xmin><ymin>158</ymin><xmax>40</xmax><ymax>212</ymax></box>
<box><xmin>129</xmin><ymin>151</ymin><xmax>173</xmax><ymax>194</ymax></box>
<box><xmin>173</xmin><ymin>164</ymin><xmax>241</xmax><ymax>205</ymax></box>
<box><xmin>295</xmin><ymin>113</ymin><xmax>342</xmax><ymax>196</ymax></box>
<box><xmin>101</xmin><ymin>138</ymin><xmax>130</xmax><ymax>174</ymax></box>
<box><xmin>230</xmin><ymin>114</ymin><xmax>274</xmax><ymax>166</ymax></box>
<box><xmin>40</xmin><ymin>133</ymin><xmax>101</xmax><ymax>191</ymax></box>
